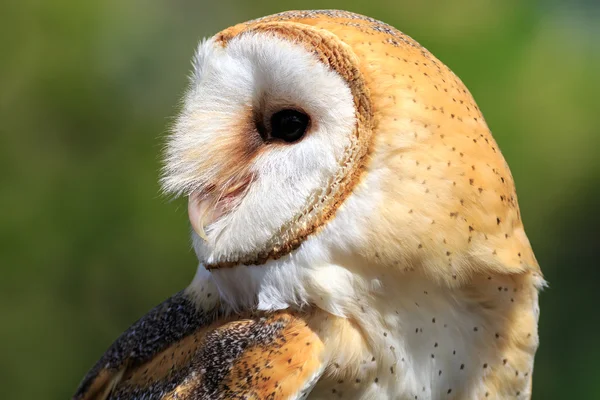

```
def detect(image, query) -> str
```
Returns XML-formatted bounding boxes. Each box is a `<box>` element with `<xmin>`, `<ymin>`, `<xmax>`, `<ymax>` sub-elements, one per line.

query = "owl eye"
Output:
<box><xmin>269</xmin><ymin>109</ymin><xmax>310</xmax><ymax>143</ymax></box>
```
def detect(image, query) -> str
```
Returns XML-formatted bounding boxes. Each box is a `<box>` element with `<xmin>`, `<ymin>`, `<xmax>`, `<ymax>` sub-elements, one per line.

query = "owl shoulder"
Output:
<box><xmin>73</xmin><ymin>292</ymin><xmax>324</xmax><ymax>400</ymax></box>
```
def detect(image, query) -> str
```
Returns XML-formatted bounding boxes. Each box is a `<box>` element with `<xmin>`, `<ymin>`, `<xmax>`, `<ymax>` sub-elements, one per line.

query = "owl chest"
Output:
<box><xmin>309</xmin><ymin>273</ymin><xmax>537</xmax><ymax>399</ymax></box>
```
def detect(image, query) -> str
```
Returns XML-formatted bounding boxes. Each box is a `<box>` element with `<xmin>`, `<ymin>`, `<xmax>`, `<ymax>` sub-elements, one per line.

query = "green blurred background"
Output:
<box><xmin>1</xmin><ymin>0</ymin><xmax>598</xmax><ymax>399</ymax></box>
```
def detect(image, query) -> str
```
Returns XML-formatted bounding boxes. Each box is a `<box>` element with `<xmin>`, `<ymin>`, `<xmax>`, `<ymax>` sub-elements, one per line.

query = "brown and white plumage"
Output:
<box><xmin>74</xmin><ymin>289</ymin><xmax>326</xmax><ymax>399</ymax></box>
<box><xmin>74</xmin><ymin>10</ymin><xmax>543</xmax><ymax>399</ymax></box>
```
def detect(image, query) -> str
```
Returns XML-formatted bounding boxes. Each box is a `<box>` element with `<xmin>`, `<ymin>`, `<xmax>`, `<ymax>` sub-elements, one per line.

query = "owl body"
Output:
<box><xmin>74</xmin><ymin>10</ymin><xmax>543</xmax><ymax>400</ymax></box>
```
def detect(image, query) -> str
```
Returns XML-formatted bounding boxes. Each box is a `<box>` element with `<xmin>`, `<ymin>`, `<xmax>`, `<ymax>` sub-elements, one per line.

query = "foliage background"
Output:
<box><xmin>1</xmin><ymin>1</ymin><xmax>598</xmax><ymax>399</ymax></box>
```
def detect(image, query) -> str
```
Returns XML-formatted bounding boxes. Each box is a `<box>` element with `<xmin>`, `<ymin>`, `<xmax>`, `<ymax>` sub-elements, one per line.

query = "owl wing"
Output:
<box><xmin>73</xmin><ymin>291</ymin><xmax>325</xmax><ymax>400</ymax></box>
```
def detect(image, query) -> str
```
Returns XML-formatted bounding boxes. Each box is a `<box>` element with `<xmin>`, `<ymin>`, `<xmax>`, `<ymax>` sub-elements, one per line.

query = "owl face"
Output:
<box><xmin>162</xmin><ymin>30</ymin><xmax>367</xmax><ymax>268</ymax></box>
<box><xmin>163</xmin><ymin>11</ymin><xmax>538</xmax><ymax>288</ymax></box>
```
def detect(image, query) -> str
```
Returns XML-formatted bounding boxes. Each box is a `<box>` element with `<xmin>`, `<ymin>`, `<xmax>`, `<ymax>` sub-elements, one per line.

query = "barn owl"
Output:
<box><xmin>74</xmin><ymin>10</ymin><xmax>544</xmax><ymax>400</ymax></box>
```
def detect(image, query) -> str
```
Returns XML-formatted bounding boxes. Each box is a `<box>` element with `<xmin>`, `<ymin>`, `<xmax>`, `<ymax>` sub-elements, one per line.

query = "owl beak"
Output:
<box><xmin>188</xmin><ymin>192</ymin><xmax>214</xmax><ymax>241</ymax></box>
<box><xmin>187</xmin><ymin>175</ymin><xmax>253</xmax><ymax>242</ymax></box>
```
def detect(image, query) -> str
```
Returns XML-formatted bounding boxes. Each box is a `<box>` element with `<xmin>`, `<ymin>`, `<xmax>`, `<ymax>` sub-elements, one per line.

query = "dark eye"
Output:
<box><xmin>269</xmin><ymin>109</ymin><xmax>310</xmax><ymax>143</ymax></box>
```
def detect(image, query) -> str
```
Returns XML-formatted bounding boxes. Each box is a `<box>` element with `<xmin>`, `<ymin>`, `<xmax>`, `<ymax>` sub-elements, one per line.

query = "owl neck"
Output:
<box><xmin>188</xmin><ymin>246</ymin><xmax>539</xmax><ymax>399</ymax></box>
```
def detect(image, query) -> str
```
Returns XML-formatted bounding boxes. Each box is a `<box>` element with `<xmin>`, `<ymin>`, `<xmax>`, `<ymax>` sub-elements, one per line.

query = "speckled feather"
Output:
<box><xmin>74</xmin><ymin>290</ymin><xmax>325</xmax><ymax>400</ymax></box>
<box><xmin>75</xmin><ymin>10</ymin><xmax>543</xmax><ymax>400</ymax></box>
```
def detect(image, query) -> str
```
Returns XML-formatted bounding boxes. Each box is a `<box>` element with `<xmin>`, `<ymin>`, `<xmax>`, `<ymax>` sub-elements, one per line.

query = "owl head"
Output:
<box><xmin>162</xmin><ymin>10</ymin><xmax>538</xmax><ymax>308</ymax></box>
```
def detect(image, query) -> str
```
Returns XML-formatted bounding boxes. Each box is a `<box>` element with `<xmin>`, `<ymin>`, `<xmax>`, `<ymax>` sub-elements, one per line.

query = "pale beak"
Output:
<box><xmin>188</xmin><ymin>192</ymin><xmax>214</xmax><ymax>242</ymax></box>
